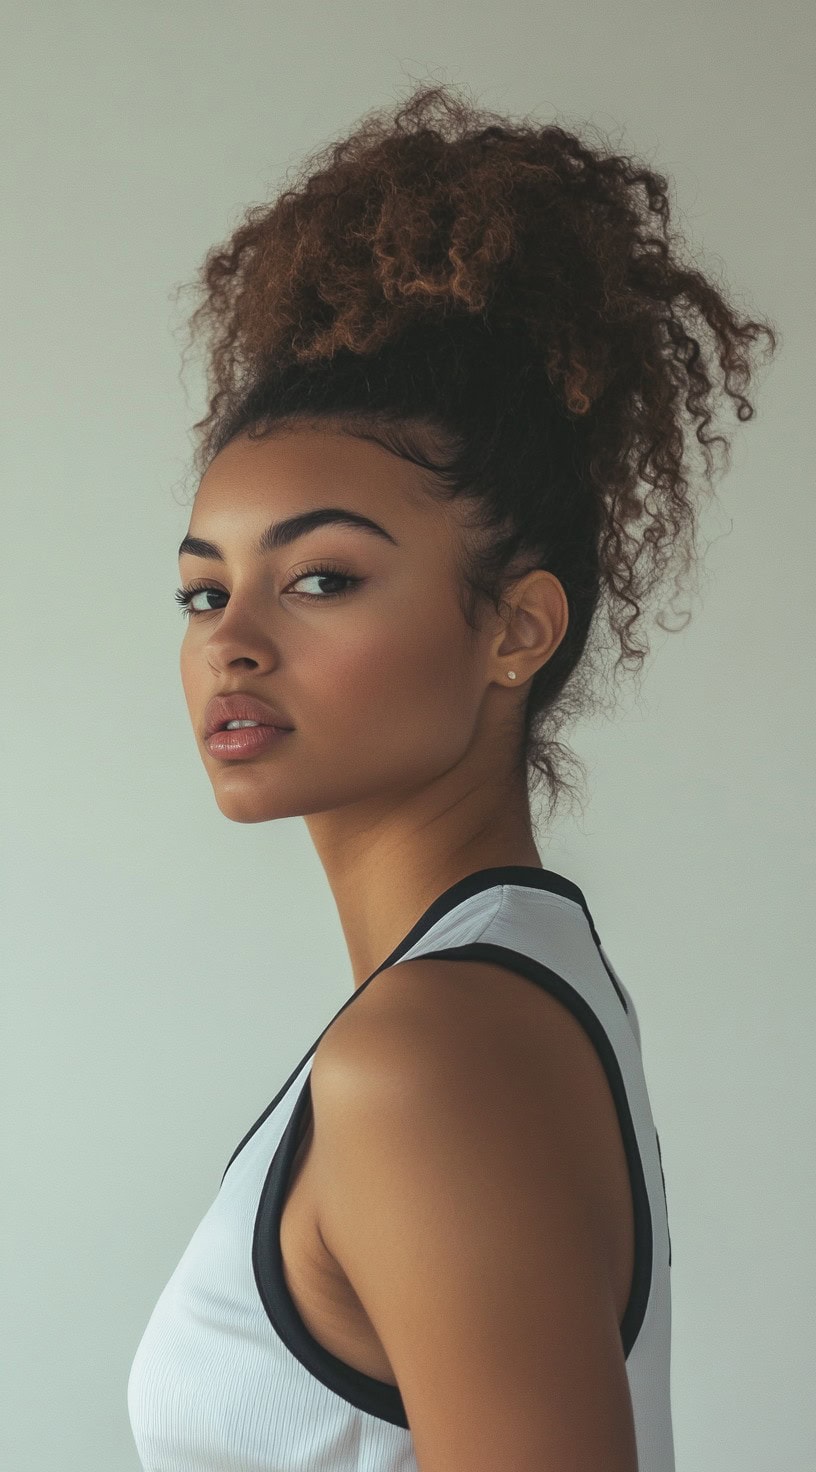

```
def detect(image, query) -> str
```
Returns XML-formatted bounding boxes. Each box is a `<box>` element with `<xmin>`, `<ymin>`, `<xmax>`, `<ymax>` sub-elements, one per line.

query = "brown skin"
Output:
<box><xmin>179</xmin><ymin>426</ymin><xmax>569</xmax><ymax>988</ymax></box>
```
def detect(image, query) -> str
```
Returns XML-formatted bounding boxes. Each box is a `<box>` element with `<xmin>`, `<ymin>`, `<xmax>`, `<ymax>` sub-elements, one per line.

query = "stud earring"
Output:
<box><xmin>507</xmin><ymin>670</ymin><xmax>517</xmax><ymax>680</ymax></box>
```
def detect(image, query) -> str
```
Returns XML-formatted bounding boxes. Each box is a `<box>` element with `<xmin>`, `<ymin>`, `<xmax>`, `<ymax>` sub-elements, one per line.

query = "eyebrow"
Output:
<box><xmin>178</xmin><ymin>506</ymin><xmax>398</xmax><ymax>561</ymax></box>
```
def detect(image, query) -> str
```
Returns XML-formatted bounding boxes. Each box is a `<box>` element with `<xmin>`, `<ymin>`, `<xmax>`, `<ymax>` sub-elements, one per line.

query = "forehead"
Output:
<box><xmin>195</xmin><ymin>425</ymin><xmax>445</xmax><ymax>529</ymax></box>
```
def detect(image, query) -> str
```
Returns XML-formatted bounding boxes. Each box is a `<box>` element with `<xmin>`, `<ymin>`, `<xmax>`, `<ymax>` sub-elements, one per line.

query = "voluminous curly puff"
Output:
<box><xmin>174</xmin><ymin>81</ymin><xmax>779</xmax><ymax>826</ymax></box>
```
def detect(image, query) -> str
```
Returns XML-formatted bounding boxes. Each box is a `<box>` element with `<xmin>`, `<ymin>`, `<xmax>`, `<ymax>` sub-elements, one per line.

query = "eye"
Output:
<box><xmin>174</xmin><ymin>580</ymin><xmax>226</xmax><ymax>617</ymax></box>
<box><xmin>286</xmin><ymin>562</ymin><xmax>363</xmax><ymax>600</ymax></box>
<box><xmin>174</xmin><ymin>563</ymin><xmax>363</xmax><ymax>618</ymax></box>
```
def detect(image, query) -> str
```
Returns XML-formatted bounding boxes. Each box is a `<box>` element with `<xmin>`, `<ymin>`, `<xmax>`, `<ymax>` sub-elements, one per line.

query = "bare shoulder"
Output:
<box><xmin>315</xmin><ymin>954</ymin><xmax>627</xmax><ymax>1218</ymax></box>
<box><xmin>309</xmin><ymin>956</ymin><xmax>638</xmax><ymax>1472</ymax></box>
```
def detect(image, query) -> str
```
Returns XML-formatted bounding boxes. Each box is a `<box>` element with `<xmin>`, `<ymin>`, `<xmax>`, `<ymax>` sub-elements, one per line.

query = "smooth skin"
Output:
<box><xmin>179</xmin><ymin>421</ymin><xmax>566</xmax><ymax>990</ymax></box>
<box><xmin>178</xmin><ymin>422</ymin><xmax>638</xmax><ymax>1471</ymax></box>
<box><xmin>311</xmin><ymin>963</ymin><xmax>639</xmax><ymax>1472</ymax></box>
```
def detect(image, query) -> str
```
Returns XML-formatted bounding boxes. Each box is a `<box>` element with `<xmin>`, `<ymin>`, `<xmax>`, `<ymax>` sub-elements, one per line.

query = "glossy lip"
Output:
<box><xmin>204</xmin><ymin>724</ymin><xmax>293</xmax><ymax>760</ymax></box>
<box><xmin>203</xmin><ymin>691</ymin><xmax>294</xmax><ymax>740</ymax></box>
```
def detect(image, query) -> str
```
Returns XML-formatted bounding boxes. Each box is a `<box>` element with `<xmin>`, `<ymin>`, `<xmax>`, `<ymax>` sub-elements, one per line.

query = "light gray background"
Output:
<box><xmin>3</xmin><ymin>4</ymin><xmax>813</xmax><ymax>1470</ymax></box>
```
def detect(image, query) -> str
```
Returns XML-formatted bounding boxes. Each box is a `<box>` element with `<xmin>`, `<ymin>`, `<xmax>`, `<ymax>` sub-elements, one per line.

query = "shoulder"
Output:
<box><xmin>310</xmin><ymin>956</ymin><xmax>638</xmax><ymax>1472</ymax></box>
<box><xmin>315</xmin><ymin>954</ymin><xmax>625</xmax><ymax>1216</ymax></box>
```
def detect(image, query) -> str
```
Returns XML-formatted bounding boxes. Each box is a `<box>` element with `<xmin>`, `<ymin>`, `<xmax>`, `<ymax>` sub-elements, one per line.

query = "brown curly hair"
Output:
<box><xmin>173</xmin><ymin>80</ymin><xmax>779</xmax><ymax>826</ymax></box>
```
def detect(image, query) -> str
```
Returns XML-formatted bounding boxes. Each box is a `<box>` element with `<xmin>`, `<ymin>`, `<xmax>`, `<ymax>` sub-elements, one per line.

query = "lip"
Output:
<box><xmin>205</xmin><ymin>724</ymin><xmax>293</xmax><ymax>760</ymax></box>
<box><xmin>203</xmin><ymin>691</ymin><xmax>294</xmax><ymax>741</ymax></box>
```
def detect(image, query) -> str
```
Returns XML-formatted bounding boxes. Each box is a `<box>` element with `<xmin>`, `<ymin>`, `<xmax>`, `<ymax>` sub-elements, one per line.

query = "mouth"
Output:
<box><xmin>204</xmin><ymin>724</ymin><xmax>294</xmax><ymax>760</ymax></box>
<box><xmin>203</xmin><ymin>693</ymin><xmax>295</xmax><ymax>741</ymax></box>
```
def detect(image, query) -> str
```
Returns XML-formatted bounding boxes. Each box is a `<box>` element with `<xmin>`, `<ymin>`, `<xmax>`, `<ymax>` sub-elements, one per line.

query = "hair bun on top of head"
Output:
<box><xmin>176</xmin><ymin>80</ymin><xmax>779</xmax><ymax>822</ymax></box>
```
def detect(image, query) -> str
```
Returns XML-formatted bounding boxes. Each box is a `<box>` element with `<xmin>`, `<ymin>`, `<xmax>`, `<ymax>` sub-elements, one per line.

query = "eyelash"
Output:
<box><xmin>174</xmin><ymin>561</ymin><xmax>363</xmax><ymax>618</ymax></box>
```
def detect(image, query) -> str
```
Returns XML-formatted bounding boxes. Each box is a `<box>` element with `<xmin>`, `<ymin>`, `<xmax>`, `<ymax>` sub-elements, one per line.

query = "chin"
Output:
<box><xmin>210</xmin><ymin>777</ymin><xmax>308</xmax><ymax>825</ymax></box>
<box><xmin>210</xmin><ymin>783</ymin><xmax>284</xmax><ymax>825</ymax></box>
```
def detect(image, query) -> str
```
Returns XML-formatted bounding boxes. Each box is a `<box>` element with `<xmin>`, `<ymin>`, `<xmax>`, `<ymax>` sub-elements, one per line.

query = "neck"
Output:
<box><xmin>305</xmin><ymin>770</ymin><xmax>542</xmax><ymax>988</ymax></box>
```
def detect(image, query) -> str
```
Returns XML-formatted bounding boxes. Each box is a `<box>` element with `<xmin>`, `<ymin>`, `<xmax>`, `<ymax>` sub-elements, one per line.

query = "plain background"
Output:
<box><xmin>2</xmin><ymin>4</ymin><xmax>813</xmax><ymax>1469</ymax></box>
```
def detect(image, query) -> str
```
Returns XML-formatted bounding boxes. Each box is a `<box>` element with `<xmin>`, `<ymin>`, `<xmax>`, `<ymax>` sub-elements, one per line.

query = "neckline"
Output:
<box><xmin>362</xmin><ymin>863</ymin><xmax>591</xmax><ymax>990</ymax></box>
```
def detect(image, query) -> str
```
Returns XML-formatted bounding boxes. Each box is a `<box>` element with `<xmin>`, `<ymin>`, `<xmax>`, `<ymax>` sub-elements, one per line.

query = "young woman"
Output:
<box><xmin>128</xmin><ymin>82</ymin><xmax>777</xmax><ymax>1472</ymax></box>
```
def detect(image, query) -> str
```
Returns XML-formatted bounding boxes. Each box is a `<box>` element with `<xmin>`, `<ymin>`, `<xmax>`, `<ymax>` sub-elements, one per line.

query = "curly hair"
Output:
<box><xmin>173</xmin><ymin>80</ymin><xmax>779</xmax><ymax>826</ymax></box>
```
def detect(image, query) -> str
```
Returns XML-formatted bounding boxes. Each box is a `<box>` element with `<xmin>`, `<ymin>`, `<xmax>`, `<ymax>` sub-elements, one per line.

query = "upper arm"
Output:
<box><xmin>310</xmin><ymin>959</ymin><xmax>638</xmax><ymax>1472</ymax></box>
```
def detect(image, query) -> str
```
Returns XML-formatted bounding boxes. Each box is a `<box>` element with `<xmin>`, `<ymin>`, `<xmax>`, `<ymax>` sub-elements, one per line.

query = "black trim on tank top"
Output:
<box><xmin>252</xmin><ymin>940</ymin><xmax>653</xmax><ymax>1428</ymax></box>
<box><xmin>655</xmin><ymin>1127</ymin><xmax>672</xmax><ymax>1268</ymax></box>
<box><xmin>220</xmin><ymin>863</ymin><xmax>623</xmax><ymax>1186</ymax></box>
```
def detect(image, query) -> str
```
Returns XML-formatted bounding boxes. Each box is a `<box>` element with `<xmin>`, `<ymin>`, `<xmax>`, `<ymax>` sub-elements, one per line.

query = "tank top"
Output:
<box><xmin>127</xmin><ymin>864</ymin><xmax>675</xmax><ymax>1471</ymax></box>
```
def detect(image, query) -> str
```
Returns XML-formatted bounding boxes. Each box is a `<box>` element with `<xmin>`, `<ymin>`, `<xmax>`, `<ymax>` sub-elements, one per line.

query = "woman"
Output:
<box><xmin>128</xmin><ymin>82</ymin><xmax>777</xmax><ymax>1472</ymax></box>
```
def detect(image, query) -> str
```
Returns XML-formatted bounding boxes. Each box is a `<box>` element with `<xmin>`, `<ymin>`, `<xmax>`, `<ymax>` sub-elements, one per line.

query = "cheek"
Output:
<box><xmin>307</xmin><ymin>614</ymin><xmax>475</xmax><ymax>737</ymax></box>
<box><xmin>178</xmin><ymin>641</ymin><xmax>194</xmax><ymax>706</ymax></box>
<box><xmin>178</xmin><ymin>638</ymin><xmax>203</xmax><ymax>709</ymax></box>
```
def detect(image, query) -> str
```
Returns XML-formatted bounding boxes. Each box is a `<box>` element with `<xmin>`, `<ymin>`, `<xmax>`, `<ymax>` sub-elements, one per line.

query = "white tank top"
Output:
<box><xmin>128</xmin><ymin>864</ymin><xmax>675</xmax><ymax>1471</ymax></box>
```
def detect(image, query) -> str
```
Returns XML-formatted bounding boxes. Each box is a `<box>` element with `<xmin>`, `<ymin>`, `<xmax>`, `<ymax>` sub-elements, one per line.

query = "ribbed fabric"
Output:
<box><xmin>128</xmin><ymin>865</ymin><xmax>675</xmax><ymax>1470</ymax></box>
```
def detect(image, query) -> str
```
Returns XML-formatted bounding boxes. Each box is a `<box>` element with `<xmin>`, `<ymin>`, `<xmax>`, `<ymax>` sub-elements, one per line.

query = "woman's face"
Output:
<box><xmin>178</xmin><ymin>423</ymin><xmax>509</xmax><ymax>827</ymax></box>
